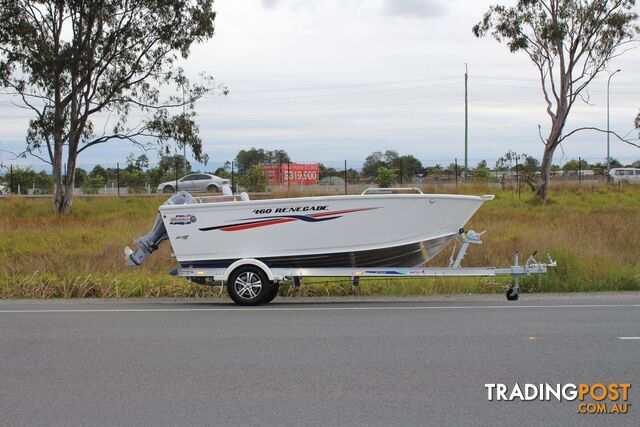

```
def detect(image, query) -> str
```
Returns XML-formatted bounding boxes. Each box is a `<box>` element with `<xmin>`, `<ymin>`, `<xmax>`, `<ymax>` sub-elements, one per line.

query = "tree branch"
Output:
<box><xmin>16</xmin><ymin>147</ymin><xmax>53</xmax><ymax>165</ymax></box>
<box><xmin>537</xmin><ymin>124</ymin><xmax>548</xmax><ymax>145</ymax></box>
<box><xmin>559</xmin><ymin>127</ymin><xmax>640</xmax><ymax>148</ymax></box>
<box><xmin>77</xmin><ymin>131</ymin><xmax>155</xmax><ymax>155</ymax></box>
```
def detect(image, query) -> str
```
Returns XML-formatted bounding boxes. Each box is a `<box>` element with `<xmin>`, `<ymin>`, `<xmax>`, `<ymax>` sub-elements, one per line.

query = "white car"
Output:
<box><xmin>0</xmin><ymin>184</ymin><xmax>9</xmax><ymax>195</ymax></box>
<box><xmin>609</xmin><ymin>168</ymin><xmax>640</xmax><ymax>184</ymax></box>
<box><xmin>157</xmin><ymin>173</ymin><xmax>230</xmax><ymax>193</ymax></box>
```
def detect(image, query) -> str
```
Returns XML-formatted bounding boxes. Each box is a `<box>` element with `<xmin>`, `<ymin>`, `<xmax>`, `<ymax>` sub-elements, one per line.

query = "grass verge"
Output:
<box><xmin>1</xmin><ymin>183</ymin><xmax>639</xmax><ymax>299</ymax></box>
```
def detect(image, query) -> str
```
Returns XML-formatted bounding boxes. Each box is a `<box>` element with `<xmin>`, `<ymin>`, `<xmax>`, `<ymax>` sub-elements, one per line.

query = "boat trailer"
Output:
<box><xmin>171</xmin><ymin>229</ymin><xmax>556</xmax><ymax>302</ymax></box>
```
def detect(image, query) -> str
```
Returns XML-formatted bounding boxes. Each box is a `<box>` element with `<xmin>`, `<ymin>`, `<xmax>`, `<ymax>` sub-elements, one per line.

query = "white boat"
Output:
<box><xmin>125</xmin><ymin>187</ymin><xmax>555</xmax><ymax>305</ymax></box>
<box><xmin>126</xmin><ymin>188</ymin><xmax>493</xmax><ymax>269</ymax></box>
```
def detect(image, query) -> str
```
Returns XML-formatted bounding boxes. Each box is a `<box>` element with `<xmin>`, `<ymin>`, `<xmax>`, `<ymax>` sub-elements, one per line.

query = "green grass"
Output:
<box><xmin>1</xmin><ymin>184</ymin><xmax>639</xmax><ymax>299</ymax></box>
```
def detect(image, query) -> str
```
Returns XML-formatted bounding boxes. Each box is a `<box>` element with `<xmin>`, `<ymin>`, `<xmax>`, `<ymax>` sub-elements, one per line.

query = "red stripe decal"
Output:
<box><xmin>220</xmin><ymin>218</ymin><xmax>296</xmax><ymax>232</ymax></box>
<box><xmin>218</xmin><ymin>207</ymin><xmax>378</xmax><ymax>232</ymax></box>
<box><xmin>310</xmin><ymin>208</ymin><xmax>376</xmax><ymax>218</ymax></box>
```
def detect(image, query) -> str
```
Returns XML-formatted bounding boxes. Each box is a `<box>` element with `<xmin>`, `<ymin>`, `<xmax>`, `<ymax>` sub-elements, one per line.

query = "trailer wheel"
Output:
<box><xmin>263</xmin><ymin>283</ymin><xmax>280</xmax><ymax>304</ymax></box>
<box><xmin>506</xmin><ymin>288</ymin><xmax>519</xmax><ymax>301</ymax></box>
<box><xmin>227</xmin><ymin>266</ymin><xmax>272</xmax><ymax>306</ymax></box>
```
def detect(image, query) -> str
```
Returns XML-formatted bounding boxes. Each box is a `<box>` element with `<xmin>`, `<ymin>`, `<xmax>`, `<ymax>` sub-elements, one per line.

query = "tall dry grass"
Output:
<box><xmin>1</xmin><ymin>184</ymin><xmax>639</xmax><ymax>299</ymax></box>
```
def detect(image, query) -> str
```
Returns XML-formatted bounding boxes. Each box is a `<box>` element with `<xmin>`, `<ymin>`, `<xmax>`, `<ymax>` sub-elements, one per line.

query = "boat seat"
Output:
<box><xmin>240</xmin><ymin>192</ymin><xmax>250</xmax><ymax>201</ymax></box>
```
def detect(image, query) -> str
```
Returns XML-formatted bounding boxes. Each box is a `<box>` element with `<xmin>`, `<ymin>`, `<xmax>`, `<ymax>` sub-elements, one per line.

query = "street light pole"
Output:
<box><xmin>464</xmin><ymin>63</ymin><xmax>468</xmax><ymax>179</ymax></box>
<box><xmin>182</xmin><ymin>84</ymin><xmax>187</xmax><ymax>175</ymax></box>
<box><xmin>606</xmin><ymin>69</ymin><xmax>621</xmax><ymax>178</ymax></box>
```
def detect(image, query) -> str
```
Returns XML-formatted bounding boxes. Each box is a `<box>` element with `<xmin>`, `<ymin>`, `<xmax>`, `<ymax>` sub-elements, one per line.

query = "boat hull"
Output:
<box><xmin>182</xmin><ymin>235</ymin><xmax>454</xmax><ymax>269</ymax></box>
<box><xmin>160</xmin><ymin>193</ymin><xmax>489</xmax><ymax>268</ymax></box>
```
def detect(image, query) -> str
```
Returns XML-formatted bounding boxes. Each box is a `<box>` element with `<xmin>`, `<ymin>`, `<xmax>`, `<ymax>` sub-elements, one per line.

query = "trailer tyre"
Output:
<box><xmin>227</xmin><ymin>266</ymin><xmax>272</xmax><ymax>306</ymax></box>
<box><xmin>506</xmin><ymin>288</ymin><xmax>519</xmax><ymax>301</ymax></box>
<box><xmin>263</xmin><ymin>283</ymin><xmax>280</xmax><ymax>304</ymax></box>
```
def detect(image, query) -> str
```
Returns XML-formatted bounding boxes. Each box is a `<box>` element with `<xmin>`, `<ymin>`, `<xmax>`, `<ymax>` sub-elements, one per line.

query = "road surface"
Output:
<box><xmin>1</xmin><ymin>293</ymin><xmax>639</xmax><ymax>426</ymax></box>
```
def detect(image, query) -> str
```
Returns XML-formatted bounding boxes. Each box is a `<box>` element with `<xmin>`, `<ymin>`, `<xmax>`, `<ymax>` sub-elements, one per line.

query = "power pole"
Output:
<box><xmin>344</xmin><ymin>160</ymin><xmax>347</xmax><ymax>195</ymax></box>
<box><xmin>231</xmin><ymin>161</ymin><xmax>235</xmax><ymax>193</ymax></box>
<box><xmin>464</xmin><ymin>63</ymin><xmax>469</xmax><ymax>179</ymax></box>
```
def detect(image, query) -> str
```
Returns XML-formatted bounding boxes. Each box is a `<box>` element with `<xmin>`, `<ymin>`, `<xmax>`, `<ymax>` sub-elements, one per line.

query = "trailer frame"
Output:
<box><xmin>171</xmin><ymin>230</ymin><xmax>556</xmax><ymax>302</ymax></box>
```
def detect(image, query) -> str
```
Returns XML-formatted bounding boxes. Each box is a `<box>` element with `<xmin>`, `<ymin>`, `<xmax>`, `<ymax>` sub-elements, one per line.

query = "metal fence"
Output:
<box><xmin>0</xmin><ymin>156</ymin><xmax>636</xmax><ymax>197</ymax></box>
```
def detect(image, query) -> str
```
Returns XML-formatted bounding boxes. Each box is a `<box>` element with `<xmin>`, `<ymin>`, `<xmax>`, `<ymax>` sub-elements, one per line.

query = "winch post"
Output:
<box><xmin>292</xmin><ymin>276</ymin><xmax>301</xmax><ymax>288</ymax></box>
<box><xmin>451</xmin><ymin>230</ymin><xmax>484</xmax><ymax>268</ymax></box>
<box><xmin>509</xmin><ymin>249</ymin><xmax>521</xmax><ymax>298</ymax></box>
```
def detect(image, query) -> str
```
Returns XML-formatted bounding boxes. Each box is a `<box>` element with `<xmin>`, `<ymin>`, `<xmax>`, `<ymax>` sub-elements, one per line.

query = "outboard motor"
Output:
<box><xmin>125</xmin><ymin>191</ymin><xmax>196</xmax><ymax>266</ymax></box>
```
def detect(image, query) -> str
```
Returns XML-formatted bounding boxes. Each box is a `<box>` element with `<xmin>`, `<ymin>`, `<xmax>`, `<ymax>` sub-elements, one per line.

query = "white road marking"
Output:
<box><xmin>0</xmin><ymin>303</ymin><xmax>639</xmax><ymax>314</ymax></box>
<box><xmin>618</xmin><ymin>337</ymin><xmax>640</xmax><ymax>340</ymax></box>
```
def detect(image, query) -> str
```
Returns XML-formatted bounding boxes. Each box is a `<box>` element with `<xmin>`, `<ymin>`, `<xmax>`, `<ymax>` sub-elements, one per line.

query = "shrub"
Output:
<box><xmin>472</xmin><ymin>160</ymin><xmax>491</xmax><ymax>181</ymax></box>
<box><xmin>375</xmin><ymin>167</ymin><xmax>397</xmax><ymax>188</ymax></box>
<box><xmin>80</xmin><ymin>175</ymin><xmax>105</xmax><ymax>194</ymax></box>
<box><xmin>241</xmin><ymin>165</ymin><xmax>270</xmax><ymax>192</ymax></box>
<box><xmin>123</xmin><ymin>170</ymin><xmax>146</xmax><ymax>193</ymax></box>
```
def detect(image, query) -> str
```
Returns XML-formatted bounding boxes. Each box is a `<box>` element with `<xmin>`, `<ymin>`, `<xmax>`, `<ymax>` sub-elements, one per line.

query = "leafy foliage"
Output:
<box><xmin>374</xmin><ymin>167</ymin><xmax>397</xmax><ymax>188</ymax></box>
<box><xmin>241</xmin><ymin>165</ymin><xmax>270</xmax><ymax>192</ymax></box>
<box><xmin>562</xmin><ymin>159</ymin><xmax>590</xmax><ymax>172</ymax></box>
<box><xmin>362</xmin><ymin>150</ymin><xmax>423</xmax><ymax>179</ymax></box>
<box><xmin>399</xmin><ymin>155</ymin><xmax>424</xmax><ymax>179</ymax></box>
<box><xmin>474</xmin><ymin>0</ymin><xmax>639</xmax><ymax>201</ymax></box>
<box><xmin>496</xmin><ymin>151</ymin><xmax>540</xmax><ymax>190</ymax></box>
<box><xmin>158</xmin><ymin>154</ymin><xmax>191</xmax><ymax>176</ymax></box>
<box><xmin>362</xmin><ymin>151</ymin><xmax>385</xmax><ymax>178</ymax></box>
<box><xmin>123</xmin><ymin>170</ymin><xmax>146</xmax><ymax>193</ymax></box>
<box><xmin>0</xmin><ymin>1</ymin><xmax>224</xmax><ymax>212</ymax></box>
<box><xmin>126</xmin><ymin>154</ymin><xmax>150</xmax><ymax>172</ymax></box>
<box><xmin>471</xmin><ymin>160</ymin><xmax>492</xmax><ymax>181</ymax></box>
<box><xmin>1</xmin><ymin>167</ymin><xmax>53</xmax><ymax>194</ymax></box>
<box><xmin>80</xmin><ymin>175</ymin><xmax>105</xmax><ymax>194</ymax></box>
<box><xmin>74</xmin><ymin>167</ymin><xmax>87</xmax><ymax>187</ymax></box>
<box><xmin>235</xmin><ymin>148</ymin><xmax>291</xmax><ymax>174</ymax></box>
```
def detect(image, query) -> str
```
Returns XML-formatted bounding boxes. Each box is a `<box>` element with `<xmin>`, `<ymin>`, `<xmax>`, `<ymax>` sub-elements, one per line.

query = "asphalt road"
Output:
<box><xmin>1</xmin><ymin>293</ymin><xmax>639</xmax><ymax>426</ymax></box>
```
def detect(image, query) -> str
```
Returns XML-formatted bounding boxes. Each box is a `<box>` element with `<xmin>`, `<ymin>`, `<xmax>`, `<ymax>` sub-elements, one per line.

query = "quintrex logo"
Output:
<box><xmin>169</xmin><ymin>214</ymin><xmax>197</xmax><ymax>225</ymax></box>
<box><xmin>485</xmin><ymin>383</ymin><xmax>632</xmax><ymax>415</ymax></box>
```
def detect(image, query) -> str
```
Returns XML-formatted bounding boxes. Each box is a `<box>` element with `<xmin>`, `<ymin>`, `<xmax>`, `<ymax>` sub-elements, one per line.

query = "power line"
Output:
<box><xmin>221</xmin><ymin>76</ymin><xmax>461</xmax><ymax>95</ymax></box>
<box><xmin>203</xmin><ymin>82</ymin><xmax>460</xmax><ymax>103</ymax></box>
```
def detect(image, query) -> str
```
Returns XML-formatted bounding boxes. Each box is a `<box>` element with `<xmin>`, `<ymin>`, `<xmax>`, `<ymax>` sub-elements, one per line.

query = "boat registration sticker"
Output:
<box><xmin>169</xmin><ymin>214</ymin><xmax>197</xmax><ymax>225</ymax></box>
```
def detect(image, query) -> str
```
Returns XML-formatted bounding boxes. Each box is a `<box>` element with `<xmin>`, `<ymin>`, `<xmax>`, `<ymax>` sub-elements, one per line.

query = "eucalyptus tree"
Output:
<box><xmin>0</xmin><ymin>0</ymin><xmax>225</xmax><ymax>212</ymax></box>
<box><xmin>474</xmin><ymin>0</ymin><xmax>639</xmax><ymax>202</ymax></box>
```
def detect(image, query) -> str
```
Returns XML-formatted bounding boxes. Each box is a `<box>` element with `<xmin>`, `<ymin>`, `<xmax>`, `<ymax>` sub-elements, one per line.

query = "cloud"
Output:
<box><xmin>382</xmin><ymin>0</ymin><xmax>445</xmax><ymax>18</ymax></box>
<box><xmin>261</xmin><ymin>0</ymin><xmax>278</xmax><ymax>9</ymax></box>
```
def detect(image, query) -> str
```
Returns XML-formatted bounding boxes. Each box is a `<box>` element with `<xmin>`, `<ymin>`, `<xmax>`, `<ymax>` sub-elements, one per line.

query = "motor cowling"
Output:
<box><xmin>125</xmin><ymin>191</ymin><xmax>196</xmax><ymax>266</ymax></box>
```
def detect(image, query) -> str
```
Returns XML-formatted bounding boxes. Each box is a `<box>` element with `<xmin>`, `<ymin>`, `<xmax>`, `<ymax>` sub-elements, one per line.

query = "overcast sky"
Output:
<box><xmin>1</xmin><ymin>0</ymin><xmax>639</xmax><ymax>171</ymax></box>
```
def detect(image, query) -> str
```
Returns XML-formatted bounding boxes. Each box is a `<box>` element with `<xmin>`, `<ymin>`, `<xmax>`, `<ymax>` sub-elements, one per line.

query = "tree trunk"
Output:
<box><xmin>54</xmin><ymin>146</ymin><xmax>78</xmax><ymax>213</ymax></box>
<box><xmin>53</xmin><ymin>170</ymin><xmax>73</xmax><ymax>214</ymax></box>
<box><xmin>535</xmin><ymin>108</ymin><xmax>569</xmax><ymax>203</ymax></box>
<box><xmin>535</xmin><ymin>143</ymin><xmax>556</xmax><ymax>203</ymax></box>
<box><xmin>52</xmin><ymin>144</ymin><xmax>66</xmax><ymax>213</ymax></box>
<box><xmin>54</xmin><ymin>172</ymin><xmax>75</xmax><ymax>213</ymax></box>
<box><xmin>59</xmin><ymin>179</ymin><xmax>75</xmax><ymax>214</ymax></box>
<box><xmin>52</xmin><ymin>151</ymin><xmax>76</xmax><ymax>214</ymax></box>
